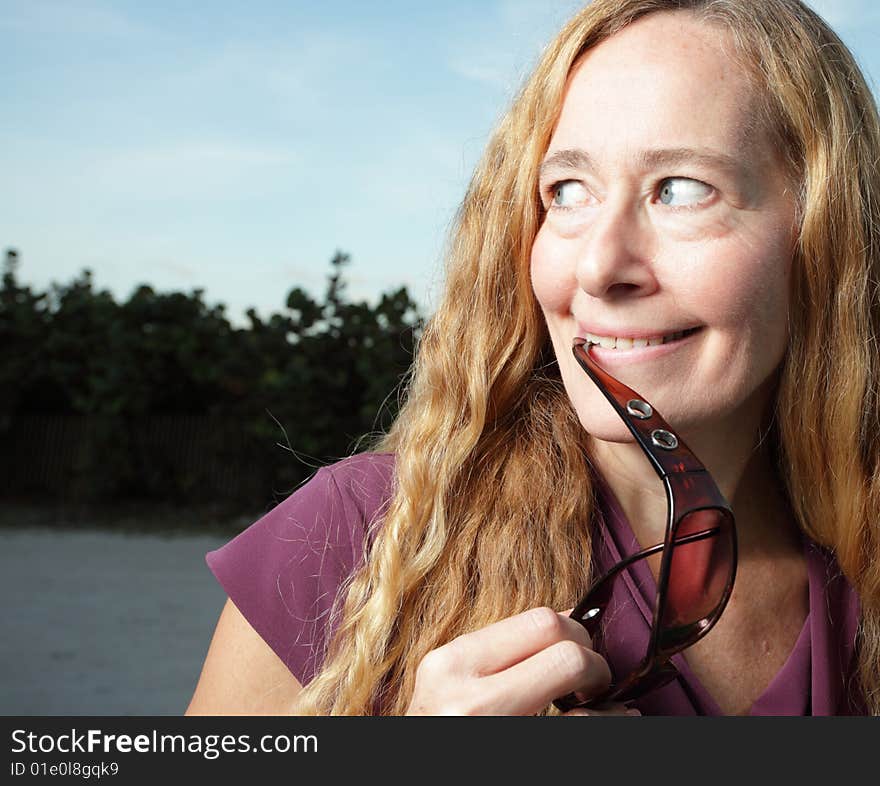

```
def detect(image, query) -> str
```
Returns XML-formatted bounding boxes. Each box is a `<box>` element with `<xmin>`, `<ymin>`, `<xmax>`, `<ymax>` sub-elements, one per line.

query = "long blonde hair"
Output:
<box><xmin>294</xmin><ymin>0</ymin><xmax>880</xmax><ymax>715</ymax></box>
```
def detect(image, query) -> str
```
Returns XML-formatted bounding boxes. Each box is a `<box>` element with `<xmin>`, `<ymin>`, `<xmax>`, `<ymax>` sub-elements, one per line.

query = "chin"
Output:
<box><xmin>582</xmin><ymin>423</ymin><xmax>638</xmax><ymax>445</ymax></box>
<box><xmin>571</xmin><ymin>403</ymin><xmax>638</xmax><ymax>445</ymax></box>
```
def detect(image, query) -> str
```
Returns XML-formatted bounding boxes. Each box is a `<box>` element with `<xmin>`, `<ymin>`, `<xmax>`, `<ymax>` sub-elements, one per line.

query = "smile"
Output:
<box><xmin>583</xmin><ymin>326</ymin><xmax>702</xmax><ymax>350</ymax></box>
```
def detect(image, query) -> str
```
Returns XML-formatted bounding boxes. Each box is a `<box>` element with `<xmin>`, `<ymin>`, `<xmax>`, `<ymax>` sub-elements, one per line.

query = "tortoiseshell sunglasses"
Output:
<box><xmin>553</xmin><ymin>338</ymin><xmax>737</xmax><ymax>712</ymax></box>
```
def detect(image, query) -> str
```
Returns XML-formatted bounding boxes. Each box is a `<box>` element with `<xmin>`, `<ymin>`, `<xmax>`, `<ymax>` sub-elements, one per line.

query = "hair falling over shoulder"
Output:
<box><xmin>293</xmin><ymin>0</ymin><xmax>880</xmax><ymax>715</ymax></box>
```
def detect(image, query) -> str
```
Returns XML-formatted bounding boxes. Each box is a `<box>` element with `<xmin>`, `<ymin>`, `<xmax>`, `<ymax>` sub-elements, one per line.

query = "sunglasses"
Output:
<box><xmin>553</xmin><ymin>338</ymin><xmax>737</xmax><ymax>713</ymax></box>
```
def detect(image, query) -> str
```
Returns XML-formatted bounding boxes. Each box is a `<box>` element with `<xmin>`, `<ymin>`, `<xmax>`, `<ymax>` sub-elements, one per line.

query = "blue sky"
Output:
<box><xmin>3</xmin><ymin>0</ymin><xmax>880</xmax><ymax>325</ymax></box>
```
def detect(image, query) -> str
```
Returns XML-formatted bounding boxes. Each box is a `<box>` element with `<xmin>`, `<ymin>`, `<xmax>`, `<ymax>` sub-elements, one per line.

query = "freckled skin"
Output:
<box><xmin>530</xmin><ymin>11</ymin><xmax>798</xmax><ymax>452</ymax></box>
<box><xmin>528</xmin><ymin>13</ymin><xmax>809</xmax><ymax>715</ymax></box>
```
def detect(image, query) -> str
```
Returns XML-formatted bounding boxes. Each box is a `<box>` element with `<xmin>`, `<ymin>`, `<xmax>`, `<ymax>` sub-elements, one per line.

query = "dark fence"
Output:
<box><xmin>0</xmin><ymin>414</ymin><xmax>304</xmax><ymax>510</ymax></box>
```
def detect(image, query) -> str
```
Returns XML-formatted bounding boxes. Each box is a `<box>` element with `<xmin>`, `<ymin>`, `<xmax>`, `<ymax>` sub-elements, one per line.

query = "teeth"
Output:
<box><xmin>584</xmin><ymin>329</ymin><xmax>692</xmax><ymax>349</ymax></box>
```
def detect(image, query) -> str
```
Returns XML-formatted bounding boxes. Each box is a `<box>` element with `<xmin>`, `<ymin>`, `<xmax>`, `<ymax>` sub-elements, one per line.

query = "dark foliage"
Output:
<box><xmin>0</xmin><ymin>248</ymin><xmax>422</xmax><ymax>511</ymax></box>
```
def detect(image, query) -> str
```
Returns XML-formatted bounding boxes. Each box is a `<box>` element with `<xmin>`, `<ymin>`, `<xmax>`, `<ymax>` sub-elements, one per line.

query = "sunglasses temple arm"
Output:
<box><xmin>600</xmin><ymin>526</ymin><xmax>721</xmax><ymax>582</ymax></box>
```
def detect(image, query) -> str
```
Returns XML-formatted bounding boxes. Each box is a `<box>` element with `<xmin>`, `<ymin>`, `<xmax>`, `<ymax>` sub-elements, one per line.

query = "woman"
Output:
<box><xmin>186</xmin><ymin>0</ymin><xmax>880</xmax><ymax>716</ymax></box>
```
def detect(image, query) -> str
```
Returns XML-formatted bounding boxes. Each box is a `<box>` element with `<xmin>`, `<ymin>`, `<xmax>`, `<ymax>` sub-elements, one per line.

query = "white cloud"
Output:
<box><xmin>88</xmin><ymin>142</ymin><xmax>300</xmax><ymax>202</ymax></box>
<box><xmin>445</xmin><ymin>0</ymin><xmax>585</xmax><ymax>96</ymax></box>
<box><xmin>0</xmin><ymin>0</ymin><xmax>153</xmax><ymax>39</ymax></box>
<box><xmin>2</xmin><ymin>139</ymin><xmax>300</xmax><ymax>214</ymax></box>
<box><xmin>447</xmin><ymin>57</ymin><xmax>521</xmax><ymax>92</ymax></box>
<box><xmin>170</xmin><ymin>29</ymin><xmax>370</xmax><ymax>105</ymax></box>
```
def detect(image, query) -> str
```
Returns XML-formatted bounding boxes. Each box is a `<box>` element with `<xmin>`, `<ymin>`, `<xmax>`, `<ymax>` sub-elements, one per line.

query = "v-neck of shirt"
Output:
<box><xmin>589</xmin><ymin>469</ymin><xmax>862</xmax><ymax>715</ymax></box>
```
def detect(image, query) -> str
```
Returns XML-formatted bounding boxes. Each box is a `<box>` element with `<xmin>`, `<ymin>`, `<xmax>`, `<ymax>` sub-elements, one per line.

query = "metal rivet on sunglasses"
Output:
<box><xmin>651</xmin><ymin>429</ymin><xmax>678</xmax><ymax>450</ymax></box>
<box><xmin>626</xmin><ymin>399</ymin><xmax>653</xmax><ymax>419</ymax></box>
<box><xmin>580</xmin><ymin>607</ymin><xmax>601</xmax><ymax>622</ymax></box>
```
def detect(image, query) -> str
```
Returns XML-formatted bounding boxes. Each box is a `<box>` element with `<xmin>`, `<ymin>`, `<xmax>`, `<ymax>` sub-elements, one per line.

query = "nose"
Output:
<box><xmin>575</xmin><ymin>197</ymin><xmax>657</xmax><ymax>299</ymax></box>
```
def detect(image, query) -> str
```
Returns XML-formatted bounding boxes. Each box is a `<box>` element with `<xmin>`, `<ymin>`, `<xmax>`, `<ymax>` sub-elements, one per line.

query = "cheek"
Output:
<box><xmin>679</xmin><ymin>212</ymin><xmax>794</xmax><ymax>335</ymax></box>
<box><xmin>530</xmin><ymin>231</ymin><xmax>575</xmax><ymax>314</ymax></box>
<box><xmin>718</xmin><ymin>253</ymin><xmax>790</xmax><ymax>335</ymax></box>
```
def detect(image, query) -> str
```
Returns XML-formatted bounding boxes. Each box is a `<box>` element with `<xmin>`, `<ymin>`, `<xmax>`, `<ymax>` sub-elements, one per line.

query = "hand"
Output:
<box><xmin>404</xmin><ymin>606</ymin><xmax>640</xmax><ymax>716</ymax></box>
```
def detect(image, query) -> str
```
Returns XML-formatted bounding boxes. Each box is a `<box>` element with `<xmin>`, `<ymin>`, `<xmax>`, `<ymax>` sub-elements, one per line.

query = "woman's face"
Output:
<box><xmin>530</xmin><ymin>11</ymin><xmax>798</xmax><ymax>445</ymax></box>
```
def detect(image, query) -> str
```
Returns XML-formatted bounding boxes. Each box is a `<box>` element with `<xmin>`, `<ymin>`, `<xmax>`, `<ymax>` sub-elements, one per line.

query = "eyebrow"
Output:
<box><xmin>538</xmin><ymin>147</ymin><xmax>744</xmax><ymax>179</ymax></box>
<box><xmin>539</xmin><ymin>148</ymin><xmax>596</xmax><ymax>178</ymax></box>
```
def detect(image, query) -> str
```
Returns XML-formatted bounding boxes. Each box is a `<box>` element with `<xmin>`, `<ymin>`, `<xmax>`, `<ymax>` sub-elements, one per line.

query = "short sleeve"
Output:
<box><xmin>205</xmin><ymin>452</ymin><xmax>395</xmax><ymax>686</ymax></box>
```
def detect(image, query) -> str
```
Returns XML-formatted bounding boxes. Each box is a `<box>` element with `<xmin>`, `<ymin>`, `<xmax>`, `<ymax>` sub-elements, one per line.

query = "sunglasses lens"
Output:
<box><xmin>658</xmin><ymin>507</ymin><xmax>734</xmax><ymax>654</ymax></box>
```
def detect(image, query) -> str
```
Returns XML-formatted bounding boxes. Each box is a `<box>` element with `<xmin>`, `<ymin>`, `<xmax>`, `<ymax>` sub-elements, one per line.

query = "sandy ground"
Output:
<box><xmin>0</xmin><ymin>526</ymin><xmax>230</xmax><ymax>715</ymax></box>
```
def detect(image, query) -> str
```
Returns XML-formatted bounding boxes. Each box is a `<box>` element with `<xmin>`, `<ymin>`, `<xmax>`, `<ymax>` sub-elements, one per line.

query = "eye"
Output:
<box><xmin>550</xmin><ymin>180</ymin><xmax>590</xmax><ymax>210</ymax></box>
<box><xmin>658</xmin><ymin>177</ymin><xmax>713</xmax><ymax>207</ymax></box>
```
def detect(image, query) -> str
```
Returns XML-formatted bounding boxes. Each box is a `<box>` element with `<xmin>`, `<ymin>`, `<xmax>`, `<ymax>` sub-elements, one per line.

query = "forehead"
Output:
<box><xmin>550</xmin><ymin>11</ymin><xmax>762</xmax><ymax>160</ymax></box>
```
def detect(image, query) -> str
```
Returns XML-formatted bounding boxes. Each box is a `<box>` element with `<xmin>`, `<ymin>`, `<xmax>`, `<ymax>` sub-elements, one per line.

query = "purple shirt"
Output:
<box><xmin>205</xmin><ymin>451</ymin><xmax>864</xmax><ymax>714</ymax></box>
<box><xmin>590</xmin><ymin>471</ymin><xmax>863</xmax><ymax>715</ymax></box>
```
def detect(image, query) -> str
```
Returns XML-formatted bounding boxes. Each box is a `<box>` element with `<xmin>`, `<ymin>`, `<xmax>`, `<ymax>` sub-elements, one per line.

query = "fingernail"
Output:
<box><xmin>626</xmin><ymin>708</ymin><xmax>642</xmax><ymax>716</ymax></box>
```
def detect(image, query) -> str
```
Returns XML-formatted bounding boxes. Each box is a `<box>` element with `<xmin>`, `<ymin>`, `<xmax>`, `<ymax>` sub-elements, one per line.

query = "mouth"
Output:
<box><xmin>582</xmin><ymin>326</ymin><xmax>702</xmax><ymax>350</ymax></box>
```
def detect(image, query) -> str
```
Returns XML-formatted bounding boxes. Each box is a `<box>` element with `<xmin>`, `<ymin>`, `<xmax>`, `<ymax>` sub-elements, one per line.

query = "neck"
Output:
<box><xmin>587</xmin><ymin>380</ymin><xmax>801</xmax><ymax>558</ymax></box>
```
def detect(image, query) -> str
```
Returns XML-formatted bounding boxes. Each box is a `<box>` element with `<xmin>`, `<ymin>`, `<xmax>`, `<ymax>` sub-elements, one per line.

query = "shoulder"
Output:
<box><xmin>204</xmin><ymin>451</ymin><xmax>396</xmax><ymax>684</ymax></box>
<box><xmin>315</xmin><ymin>451</ymin><xmax>396</xmax><ymax>541</ymax></box>
<box><xmin>209</xmin><ymin>451</ymin><xmax>395</xmax><ymax>571</ymax></box>
<box><xmin>293</xmin><ymin>451</ymin><xmax>396</xmax><ymax>556</ymax></box>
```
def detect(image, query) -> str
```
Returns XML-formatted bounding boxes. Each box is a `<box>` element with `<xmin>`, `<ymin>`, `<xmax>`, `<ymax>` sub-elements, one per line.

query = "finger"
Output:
<box><xmin>481</xmin><ymin>639</ymin><xmax>613</xmax><ymax>715</ymax></box>
<box><xmin>559</xmin><ymin>607</ymin><xmax>593</xmax><ymax>646</ymax></box>
<box><xmin>451</xmin><ymin>607</ymin><xmax>594</xmax><ymax>677</ymax></box>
